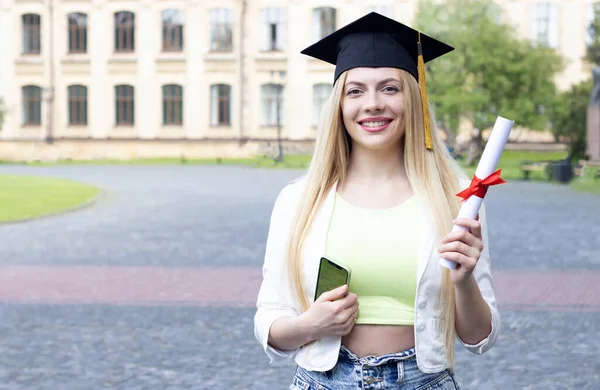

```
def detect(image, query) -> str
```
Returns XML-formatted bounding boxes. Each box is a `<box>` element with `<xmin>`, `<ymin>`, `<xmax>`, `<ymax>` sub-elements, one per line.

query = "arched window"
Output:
<box><xmin>115</xmin><ymin>85</ymin><xmax>134</xmax><ymax>125</ymax></box>
<box><xmin>114</xmin><ymin>11</ymin><xmax>135</xmax><ymax>52</ymax></box>
<box><xmin>68</xmin><ymin>13</ymin><xmax>87</xmax><ymax>53</ymax></box>
<box><xmin>22</xmin><ymin>14</ymin><xmax>41</xmax><ymax>54</ymax></box>
<box><xmin>261</xmin><ymin>84</ymin><xmax>284</xmax><ymax>126</ymax></box>
<box><xmin>260</xmin><ymin>8</ymin><xmax>285</xmax><ymax>51</ymax></box>
<box><xmin>313</xmin><ymin>7</ymin><xmax>336</xmax><ymax>41</ymax></box>
<box><xmin>22</xmin><ymin>85</ymin><xmax>42</xmax><ymax>125</ymax></box>
<box><xmin>209</xmin><ymin>8</ymin><xmax>233</xmax><ymax>52</ymax></box>
<box><xmin>312</xmin><ymin>84</ymin><xmax>332</xmax><ymax>126</ymax></box>
<box><xmin>162</xmin><ymin>84</ymin><xmax>183</xmax><ymax>125</ymax></box>
<box><xmin>210</xmin><ymin>84</ymin><xmax>231</xmax><ymax>126</ymax></box>
<box><xmin>162</xmin><ymin>9</ymin><xmax>184</xmax><ymax>52</ymax></box>
<box><xmin>68</xmin><ymin>85</ymin><xmax>88</xmax><ymax>125</ymax></box>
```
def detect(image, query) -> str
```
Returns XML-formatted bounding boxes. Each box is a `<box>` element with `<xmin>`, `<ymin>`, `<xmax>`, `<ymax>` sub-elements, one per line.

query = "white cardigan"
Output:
<box><xmin>253</xmin><ymin>177</ymin><xmax>500</xmax><ymax>373</ymax></box>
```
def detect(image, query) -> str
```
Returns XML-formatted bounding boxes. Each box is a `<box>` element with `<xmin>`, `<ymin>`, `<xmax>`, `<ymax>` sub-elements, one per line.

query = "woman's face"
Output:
<box><xmin>341</xmin><ymin>67</ymin><xmax>406</xmax><ymax>152</ymax></box>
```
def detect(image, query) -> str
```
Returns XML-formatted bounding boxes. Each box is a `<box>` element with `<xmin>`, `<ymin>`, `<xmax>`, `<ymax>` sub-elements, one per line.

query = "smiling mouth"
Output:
<box><xmin>358</xmin><ymin>119</ymin><xmax>392</xmax><ymax>132</ymax></box>
<box><xmin>360</xmin><ymin>120</ymin><xmax>391</xmax><ymax>128</ymax></box>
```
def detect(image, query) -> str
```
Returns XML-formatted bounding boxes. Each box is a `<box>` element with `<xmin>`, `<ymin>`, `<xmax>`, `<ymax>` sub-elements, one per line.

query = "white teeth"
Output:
<box><xmin>362</xmin><ymin>121</ymin><xmax>389</xmax><ymax>127</ymax></box>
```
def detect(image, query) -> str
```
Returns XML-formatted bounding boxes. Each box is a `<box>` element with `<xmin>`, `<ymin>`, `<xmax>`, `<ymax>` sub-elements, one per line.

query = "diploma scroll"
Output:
<box><xmin>440</xmin><ymin>116</ymin><xmax>515</xmax><ymax>270</ymax></box>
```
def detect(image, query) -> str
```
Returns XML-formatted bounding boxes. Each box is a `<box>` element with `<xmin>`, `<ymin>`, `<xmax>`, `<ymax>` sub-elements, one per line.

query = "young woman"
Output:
<box><xmin>254</xmin><ymin>12</ymin><xmax>500</xmax><ymax>389</ymax></box>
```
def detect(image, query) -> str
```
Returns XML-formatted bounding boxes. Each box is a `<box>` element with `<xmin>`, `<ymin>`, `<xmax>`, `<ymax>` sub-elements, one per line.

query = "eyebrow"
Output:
<box><xmin>345</xmin><ymin>78</ymin><xmax>401</xmax><ymax>88</ymax></box>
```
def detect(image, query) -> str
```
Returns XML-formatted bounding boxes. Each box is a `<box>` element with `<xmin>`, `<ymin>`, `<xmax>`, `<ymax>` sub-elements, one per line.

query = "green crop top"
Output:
<box><xmin>324</xmin><ymin>192</ymin><xmax>419</xmax><ymax>325</ymax></box>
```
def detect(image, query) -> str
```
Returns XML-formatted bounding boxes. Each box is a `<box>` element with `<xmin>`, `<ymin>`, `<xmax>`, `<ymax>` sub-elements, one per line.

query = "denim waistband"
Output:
<box><xmin>338</xmin><ymin>344</ymin><xmax>417</xmax><ymax>367</ymax></box>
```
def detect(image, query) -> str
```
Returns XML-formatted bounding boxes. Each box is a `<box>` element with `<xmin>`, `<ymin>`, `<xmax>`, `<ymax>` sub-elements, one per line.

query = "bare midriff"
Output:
<box><xmin>342</xmin><ymin>324</ymin><xmax>415</xmax><ymax>357</ymax></box>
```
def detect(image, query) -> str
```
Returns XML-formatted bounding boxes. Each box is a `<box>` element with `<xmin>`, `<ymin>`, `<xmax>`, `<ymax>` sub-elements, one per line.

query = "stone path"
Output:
<box><xmin>0</xmin><ymin>165</ymin><xmax>598</xmax><ymax>389</ymax></box>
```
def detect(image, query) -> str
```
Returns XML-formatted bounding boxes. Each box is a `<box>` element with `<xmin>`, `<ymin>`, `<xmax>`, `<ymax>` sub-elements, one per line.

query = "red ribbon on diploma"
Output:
<box><xmin>456</xmin><ymin>169</ymin><xmax>506</xmax><ymax>201</ymax></box>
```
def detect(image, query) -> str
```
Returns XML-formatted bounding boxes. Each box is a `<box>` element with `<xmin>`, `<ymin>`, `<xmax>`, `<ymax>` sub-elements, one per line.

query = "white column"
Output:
<box><xmin>137</xmin><ymin>2</ymin><xmax>156</xmax><ymax>138</ymax></box>
<box><xmin>186</xmin><ymin>2</ymin><xmax>205</xmax><ymax>138</ymax></box>
<box><xmin>90</xmin><ymin>1</ymin><xmax>109</xmax><ymax>138</ymax></box>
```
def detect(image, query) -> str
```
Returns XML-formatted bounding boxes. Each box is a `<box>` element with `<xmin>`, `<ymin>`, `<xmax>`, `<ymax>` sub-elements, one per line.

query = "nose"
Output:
<box><xmin>364</xmin><ymin>92</ymin><xmax>384</xmax><ymax>112</ymax></box>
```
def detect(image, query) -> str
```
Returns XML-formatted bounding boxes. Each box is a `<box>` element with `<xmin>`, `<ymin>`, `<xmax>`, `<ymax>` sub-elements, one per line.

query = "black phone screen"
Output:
<box><xmin>314</xmin><ymin>257</ymin><xmax>349</xmax><ymax>301</ymax></box>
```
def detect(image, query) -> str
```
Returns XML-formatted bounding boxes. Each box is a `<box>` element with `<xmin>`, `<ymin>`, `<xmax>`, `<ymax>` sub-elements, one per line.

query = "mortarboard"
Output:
<box><xmin>300</xmin><ymin>12</ymin><xmax>454</xmax><ymax>150</ymax></box>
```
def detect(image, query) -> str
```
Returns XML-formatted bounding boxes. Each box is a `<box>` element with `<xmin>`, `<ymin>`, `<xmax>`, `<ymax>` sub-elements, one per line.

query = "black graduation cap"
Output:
<box><xmin>300</xmin><ymin>12</ymin><xmax>454</xmax><ymax>150</ymax></box>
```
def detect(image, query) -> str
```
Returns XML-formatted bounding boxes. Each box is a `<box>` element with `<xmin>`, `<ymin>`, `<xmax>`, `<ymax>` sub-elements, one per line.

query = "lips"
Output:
<box><xmin>358</xmin><ymin>117</ymin><xmax>392</xmax><ymax>133</ymax></box>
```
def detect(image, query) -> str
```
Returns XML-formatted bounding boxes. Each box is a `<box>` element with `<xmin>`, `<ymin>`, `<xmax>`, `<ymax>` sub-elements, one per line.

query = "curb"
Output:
<box><xmin>0</xmin><ymin>188</ymin><xmax>107</xmax><ymax>226</ymax></box>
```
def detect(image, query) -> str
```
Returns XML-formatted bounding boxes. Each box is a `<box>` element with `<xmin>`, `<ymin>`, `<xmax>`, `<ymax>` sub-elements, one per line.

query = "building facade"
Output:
<box><xmin>0</xmin><ymin>0</ymin><xmax>595</xmax><ymax>159</ymax></box>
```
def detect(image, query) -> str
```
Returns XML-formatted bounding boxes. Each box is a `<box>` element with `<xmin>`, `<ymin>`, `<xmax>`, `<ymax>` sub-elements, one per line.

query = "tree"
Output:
<box><xmin>548</xmin><ymin>80</ymin><xmax>591</xmax><ymax>160</ymax></box>
<box><xmin>586</xmin><ymin>3</ymin><xmax>600</xmax><ymax>65</ymax></box>
<box><xmin>414</xmin><ymin>0</ymin><xmax>565</xmax><ymax>141</ymax></box>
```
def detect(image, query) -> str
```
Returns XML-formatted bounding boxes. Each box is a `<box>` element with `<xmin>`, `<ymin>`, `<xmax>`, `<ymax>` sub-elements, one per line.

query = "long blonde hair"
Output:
<box><xmin>286</xmin><ymin>69</ymin><xmax>467</xmax><ymax>367</ymax></box>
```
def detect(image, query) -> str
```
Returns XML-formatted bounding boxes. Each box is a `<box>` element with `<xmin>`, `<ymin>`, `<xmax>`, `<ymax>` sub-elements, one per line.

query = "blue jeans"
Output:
<box><xmin>290</xmin><ymin>345</ymin><xmax>460</xmax><ymax>390</ymax></box>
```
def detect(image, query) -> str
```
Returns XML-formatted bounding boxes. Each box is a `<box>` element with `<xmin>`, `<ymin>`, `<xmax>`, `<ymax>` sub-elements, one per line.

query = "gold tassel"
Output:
<box><xmin>418</xmin><ymin>32</ymin><xmax>433</xmax><ymax>150</ymax></box>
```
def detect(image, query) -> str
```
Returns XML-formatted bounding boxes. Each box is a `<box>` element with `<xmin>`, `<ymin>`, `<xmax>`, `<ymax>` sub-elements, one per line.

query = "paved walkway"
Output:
<box><xmin>0</xmin><ymin>165</ymin><xmax>598</xmax><ymax>389</ymax></box>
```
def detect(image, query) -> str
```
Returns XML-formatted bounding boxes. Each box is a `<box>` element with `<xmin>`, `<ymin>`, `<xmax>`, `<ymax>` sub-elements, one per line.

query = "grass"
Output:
<box><xmin>0</xmin><ymin>175</ymin><xmax>100</xmax><ymax>223</ymax></box>
<box><xmin>460</xmin><ymin>150</ymin><xmax>569</xmax><ymax>181</ymax></box>
<box><xmin>1</xmin><ymin>155</ymin><xmax>313</xmax><ymax>169</ymax></box>
<box><xmin>570</xmin><ymin>177</ymin><xmax>600</xmax><ymax>193</ymax></box>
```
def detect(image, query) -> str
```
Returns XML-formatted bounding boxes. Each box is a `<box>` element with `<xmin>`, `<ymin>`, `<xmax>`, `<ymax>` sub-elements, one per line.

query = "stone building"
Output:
<box><xmin>0</xmin><ymin>0</ymin><xmax>595</xmax><ymax>160</ymax></box>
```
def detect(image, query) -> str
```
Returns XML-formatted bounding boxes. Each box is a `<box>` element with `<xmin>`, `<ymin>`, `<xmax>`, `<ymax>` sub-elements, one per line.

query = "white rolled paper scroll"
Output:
<box><xmin>440</xmin><ymin>116</ymin><xmax>515</xmax><ymax>269</ymax></box>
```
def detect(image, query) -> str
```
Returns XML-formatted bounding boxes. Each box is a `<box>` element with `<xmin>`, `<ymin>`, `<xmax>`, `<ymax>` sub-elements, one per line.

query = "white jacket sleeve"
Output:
<box><xmin>456</xmin><ymin>200</ymin><xmax>501</xmax><ymax>354</ymax></box>
<box><xmin>254</xmin><ymin>184</ymin><xmax>301</xmax><ymax>363</ymax></box>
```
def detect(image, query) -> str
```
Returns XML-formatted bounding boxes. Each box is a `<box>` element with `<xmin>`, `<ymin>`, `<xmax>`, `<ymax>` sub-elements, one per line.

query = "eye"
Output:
<box><xmin>383</xmin><ymin>86</ymin><xmax>400</xmax><ymax>93</ymax></box>
<box><xmin>346</xmin><ymin>89</ymin><xmax>361</xmax><ymax>96</ymax></box>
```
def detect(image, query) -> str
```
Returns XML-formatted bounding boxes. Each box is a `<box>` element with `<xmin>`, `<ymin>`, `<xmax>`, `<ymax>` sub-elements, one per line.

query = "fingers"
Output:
<box><xmin>452</xmin><ymin>218</ymin><xmax>482</xmax><ymax>239</ymax></box>
<box><xmin>342</xmin><ymin>302</ymin><xmax>359</xmax><ymax>319</ymax></box>
<box><xmin>440</xmin><ymin>251</ymin><xmax>477</xmax><ymax>271</ymax></box>
<box><xmin>441</xmin><ymin>227</ymin><xmax>483</xmax><ymax>251</ymax></box>
<box><xmin>438</xmin><ymin>240</ymin><xmax>481</xmax><ymax>260</ymax></box>
<box><xmin>338</xmin><ymin>292</ymin><xmax>358</xmax><ymax>310</ymax></box>
<box><xmin>316</xmin><ymin>284</ymin><xmax>348</xmax><ymax>303</ymax></box>
<box><xmin>341</xmin><ymin>307</ymin><xmax>359</xmax><ymax>333</ymax></box>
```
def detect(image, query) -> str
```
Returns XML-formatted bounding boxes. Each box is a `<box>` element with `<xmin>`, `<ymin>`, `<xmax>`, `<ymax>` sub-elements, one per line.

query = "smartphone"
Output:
<box><xmin>314</xmin><ymin>257</ymin><xmax>351</xmax><ymax>301</ymax></box>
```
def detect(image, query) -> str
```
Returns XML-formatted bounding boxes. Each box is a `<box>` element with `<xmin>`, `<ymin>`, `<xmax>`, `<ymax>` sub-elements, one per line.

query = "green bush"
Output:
<box><xmin>548</xmin><ymin>80</ymin><xmax>592</xmax><ymax>161</ymax></box>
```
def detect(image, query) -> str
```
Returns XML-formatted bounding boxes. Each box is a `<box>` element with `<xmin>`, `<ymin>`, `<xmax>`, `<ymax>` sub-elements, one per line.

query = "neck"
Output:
<box><xmin>346</xmin><ymin>142</ymin><xmax>407</xmax><ymax>184</ymax></box>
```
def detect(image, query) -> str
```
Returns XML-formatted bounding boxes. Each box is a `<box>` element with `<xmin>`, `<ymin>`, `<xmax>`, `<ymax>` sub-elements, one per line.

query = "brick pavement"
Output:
<box><xmin>0</xmin><ymin>165</ymin><xmax>598</xmax><ymax>389</ymax></box>
<box><xmin>0</xmin><ymin>267</ymin><xmax>599</xmax><ymax>312</ymax></box>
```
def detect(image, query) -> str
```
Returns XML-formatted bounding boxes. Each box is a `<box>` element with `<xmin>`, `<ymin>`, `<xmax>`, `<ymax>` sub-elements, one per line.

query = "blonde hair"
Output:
<box><xmin>286</xmin><ymin>69</ymin><xmax>467</xmax><ymax>367</ymax></box>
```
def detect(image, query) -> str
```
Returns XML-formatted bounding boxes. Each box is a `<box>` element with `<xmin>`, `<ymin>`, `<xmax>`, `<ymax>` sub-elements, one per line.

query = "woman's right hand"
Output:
<box><xmin>300</xmin><ymin>285</ymin><xmax>359</xmax><ymax>339</ymax></box>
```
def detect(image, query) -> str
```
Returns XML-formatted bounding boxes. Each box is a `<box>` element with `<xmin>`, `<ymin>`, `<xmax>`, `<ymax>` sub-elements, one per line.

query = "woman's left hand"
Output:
<box><xmin>438</xmin><ymin>217</ymin><xmax>484</xmax><ymax>287</ymax></box>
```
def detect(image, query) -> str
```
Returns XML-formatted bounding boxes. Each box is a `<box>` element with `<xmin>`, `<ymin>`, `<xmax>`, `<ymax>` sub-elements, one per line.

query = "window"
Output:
<box><xmin>530</xmin><ymin>2</ymin><xmax>558</xmax><ymax>48</ymax></box>
<box><xmin>365</xmin><ymin>5</ymin><xmax>391</xmax><ymax>17</ymax></box>
<box><xmin>312</xmin><ymin>84</ymin><xmax>332</xmax><ymax>126</ymax></box>
<box><xmin>68</xmin><ymin>85</ymin><xmax>88</xmax><ymax>126</ymax></box>
<box><xmin>114</xmin><ymin>11</ymin><xmax>135</xmax><ymax>52</ymax></box>
<box><xmin>209</xmin><ymin>8</ymin><xmax>233</xmax><ymax>52</ymax></box>
<box><xmin>261</xmin><ymin>84</ymin><xmax>284</xmax><ymax>126</ymax></box>
<box><xmin>260</xmin><ymin>8</ymin><xmax>285</xmax><ymax>51</ymax></box>
<box><xmin>313</xmin><ymin>7</ymin><xmax>336</xmax><ymax>41</ymax></box>
<box><xmin>210</xmin><ymin>84</ymin><xmax>231</xmax><ymax>126</ymax></box>
<box><xmin>162</xmin><ymin>9</ymin><xmax>183</xmax><ymax>52</ymax></box>
<box><xmin>115</xmin><ymin>85</ymin><xmax>134</xmax><ymax>125</ymax></box>
<box><xmin>68</xmin><ymin>13</ymin><xmax>88</xmax><ymax>54</ymax></box>
<box><xmin>162</xmin><ymin>84</ymin><xmax>183</xmax><ymax>125</ymax></box>
<box><xmin>22</xmin><ymin>14</ymin><xmax>41</xmax><ymax>54</ymax></box>
<box><xmin>22</xmin><ymin>86</ymin><xmax>42</xmax><ymax>126</ymax></box>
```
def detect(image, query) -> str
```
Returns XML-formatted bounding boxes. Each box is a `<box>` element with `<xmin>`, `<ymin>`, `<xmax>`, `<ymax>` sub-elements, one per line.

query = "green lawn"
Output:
<box><xmin>461</xmin><ymin>150</ymin><xmax>569</xmax><ymax>181</ymax></box>
<box><xmin>0</xmin><ymin>175</ymin><xmax>100</xmax><ymax>223</ymax></box>
<box><xmin>4</xmin><ymin>155</ymin><xmax>313</xmax><ymax>169</ymax></box>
